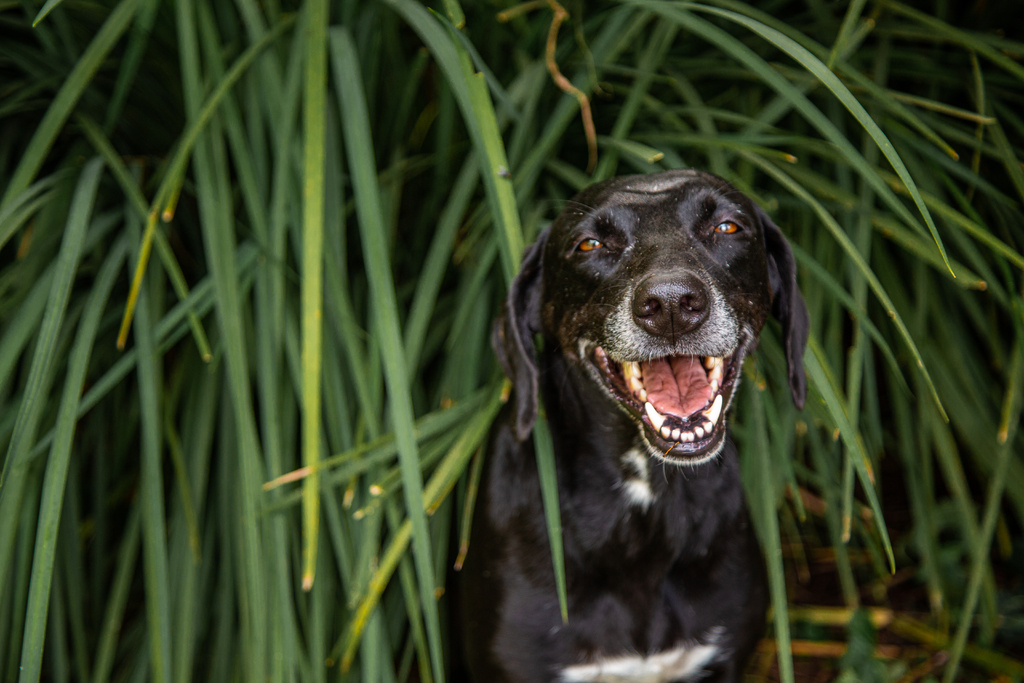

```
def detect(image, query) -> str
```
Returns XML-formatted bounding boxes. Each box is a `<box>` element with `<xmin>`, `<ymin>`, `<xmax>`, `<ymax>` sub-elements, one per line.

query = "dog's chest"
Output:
<box><xmin>618</xmin><ymin>447</ymin><xmax>655</xmax><ymax>510</ymax></box>
<box><xmin>557</xmin><ymin>635</ymin><xmax>722</xmax><ymax>683</ymax></box>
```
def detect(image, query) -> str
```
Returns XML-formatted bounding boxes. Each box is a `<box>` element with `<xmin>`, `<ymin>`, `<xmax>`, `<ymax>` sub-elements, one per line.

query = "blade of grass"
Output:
<box><xmin>890</xmin><ymin>380</ymin><xmax>944</xmax><ymax>614</ymax></box>
<box><xmin>805</xmin><ymin>337</ymin><xmax>895</xmax><ymax>572</ymax></box>
<box><xmin>0</xmin><ymin>272</ymin><xmax>54</xmax><ymax>395</ymax></box>
<box><xmin>163</xmin><ymin>412</ymin><xmax>201</xmax><ymax>564</ymax></box>
<box><xmin>533</xmin><ymin>412</ymin><xmax>568</xmax><ymax>623</ymax></box>
<box><xmin>454</xmin><ymin>443</ymin><xmax>485</xmax><ymax>571</ymax></box>
<box><xmin>354</xmin><ymin>432</ymin><xmax>462</xmax><ymax>513</ymax></box>
<box><xmin>381</xmin><ymin>0</ymin><xmax>524</xmax><ymax>283</ymax></box>
<box><xmin>0</xmin><ymin>174</ymin><xmax>59</xmax><ymax>252</ymax></box>
<box><xmin>0</xmin><ymin>158</ymin><xmax>102</xmax><ymax>482</ymax></box>
<box><xmin>593</xmin><ymin>18</ymin><xmax>677</xmax><ymax>180</ymax></box>
<box><xmin>240</xmin><ymin>13</ymin><xmax>305</xmax><ymax>681</ymax></box>
<box><xmin>262</xmin><ymin>390</ymin><xmax>487</xmax><ymax>507</ymax></box>
<box><xmin>886</xmin><ymin>120</ymin><xmax>1011</xmax><ymax>206</ymax></box>
<box><xmin>115</xmin><ymin>12</ymin><xmax>295</xmax><ymax>344</ymax></box>
<box><xmin>330</xmin><ymin>27</ymin><xmax>444</xmax><ymax>682</ymax></box>
<box><xmin>803</xmin><ymin>422</ymin><xmax>860</xmax><ymax>607</ymax></box>
<box><xmin>705</xmin><ymin>0</ymin><xmax>959</xmax><ymax>161</ymax></box>
<box><xmin>125</xmin><ymin>175</ymin><xmax>173</xmax><ymax>683</ymax></box>
<box><xmin>986</xmin><ymin>118</ymin><xmax>1024</xmax><ymax>208</ymax></box>
<box><xmin>48</xmin><ymin>533</ymin><xmax>72</xmax><ymax>682</ymax></box>
<box><xmin>760</xmin><ymin>157</ymin><xmax>1001</xmax><ymax>287</ymax></box>
<box><xmin>515</xmin><ymin>7</ymin><xmax>649</xmax><ymax>197</ymax></box>
<box><xmin>663</xmin><ymin>70</ymin><xmax>727</xmax><ymax>175</ymax></box>
<box><xmin>638</xmin><ymin>132</ymin><xmax>800</xmax><ymax>163</ymax></box>
<box><xmin>307</xmin><ymin>523</ymin><xmax>330</xmax><ymax>683</ymax></box>
<box><xmin>168</xmin><ymin>357</ymin><xmax>220</xmax><ymax>683</ymax></box>
<box><xmin>0</xmin><ymin>0</ymin><xmax>139</xmax><ymax>210</ymax></box>
<box><xmin>942</xmin><ymin>332</ymin><xmax>1023</xmax><ymax>682</ymax></box>
<box><xmin>207</xmin><ymin>420</ymin><xmax>239</xmax><ymax>683</ymax></box>
<box><xmin>17</xmin><ymin>237</ymin><xmax>126</xmax><ymax>683</ymax></box>
<box><xmin>743</xmin><ymin>151</ymin><xmax>946</xmax><ymax>422</ymax></box>
<box><xmin>334</xmin><ymin>384</ymin><xmax>502</xmax><ymax>670</ymax></box>
<box><xmin>0</xmin><ymin>158</ymin><xmax>104</xmax><ymax>595</ymax></box>
<box><xmin>868</xmin><ymin>215</ymin><xmax>985</xmax><ymax>287</ymax></box>
<box><xmin>441</xmin><ymin>0</ymin><xmax>464</xmax><ymax>29</ymax></box>
<box><xmin>597</xmin><ymin>136</ymin><xmax>666</xmax><ymax>165</ymax></box>
<box><xmin>880</xmin><ymin>0</ymin><xmax>1024</xmax><ymax>84</ymax></box>
<box><xmin>450</xmin><ymin>30</ymin><xmax>521</xmax><ymax>124</ymax></box>
<box><xmin>840</xmin><ymin>452</ymin><xmax>854</xmax><ymax>542</ymax></box>
<box><xmin>4</xmin><ymin>470</ymin><xmax>42</xmax><ymax>683</ymax></box>
<box><xmin>403</xmin><ymin>157</ymin><xmax>478</xmax><ymax>376</ymax></box>
<box><xmin>101</xmin><ymin>0</ymin><xmax>162</xmax><ymax>132</ymax></box>
<box><xmin>175</xmin><ymin>0</ymin><xmax>268</xmax><ymax>675</ymax></box>
<box><xmin>0</xmin><ymin>189</ymin><xmax>50</xmax><ymax>253</ymax></box>
<box><xmin>826</xmin><ymin>0</ymin><xmax>868</xmax><ymax>69</ymax></box>
<box><xmin>26</xmin><ymin>243</ymin><xmax>260</xmax><ymax>465</ymax></box>
<box><xmin>635</xmin><ymin>0</ymin><xmax>951</xmax><ymax>272</ymax></box>
<box><xmin>747</xmin><ymin>386</ymin><xmax>794</xmax><ymax>683</ymax></box>
<box><xmin>384</xmin><ymin>501</ymin><xmax>433</xmax><ymax>683</ymax></box>
<box><xmin>928</xmin><ymin>397</ymin><xmax>1000</xmax><ymax>631</ymax></box>
<box><xmin>788</xmin><ymin>242</ymin><xmax>908</xmax><ymax>391</ymax></box>
<box><xmin>871</xmin><ymin>167</ymin><xmax>1024</xmax><ymax>272</ymax></box>
<box><xmin>322</xmin><ymin>50</ymin><xmax>387</xmax><ymax>463</ymax></box>
<box><xmin>300</xmin><ymin>0</ymin><xmax>328</xmax><ymax>592</ymax></box>
<box><xmin>76</xmin><ymin>113</ymin><xmax>212</xmax><ymax>360</ymax></box>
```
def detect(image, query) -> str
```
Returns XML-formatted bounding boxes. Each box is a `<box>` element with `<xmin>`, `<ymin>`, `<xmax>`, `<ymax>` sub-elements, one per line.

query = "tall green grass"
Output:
<box><xmin>1</xmin><ymin>0</ymin><xmax>1022</xmax><ymax>681</ymax></box>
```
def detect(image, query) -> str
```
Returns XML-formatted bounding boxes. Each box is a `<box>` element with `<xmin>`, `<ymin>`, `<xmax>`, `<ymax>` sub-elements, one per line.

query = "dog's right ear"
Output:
<box><xmin>493</xmin><ymin>227</ymin><xmax>550</xmax><ymax>442</ymax></box>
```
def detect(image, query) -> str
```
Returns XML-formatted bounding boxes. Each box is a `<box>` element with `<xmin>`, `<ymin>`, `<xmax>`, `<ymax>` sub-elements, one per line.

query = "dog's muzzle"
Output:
<box><xmin>591</xmin><ymin>345</ymin><xmax>741</xmax><ymax>463</ymax></box>
<box><xmin>585</xmin><ymin>270</ymin><xmax>745</xmax><ymax>463</ymax></box>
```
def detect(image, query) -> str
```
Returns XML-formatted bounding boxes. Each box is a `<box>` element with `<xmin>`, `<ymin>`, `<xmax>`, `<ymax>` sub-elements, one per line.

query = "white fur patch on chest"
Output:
<box><xmin>619</xmin><ymin>447</ymin><xmax>653</xmax><ymax>510</ymax></box>
<box><xmin>558</xmin><ymin>640</ymin><xmax>720</xmax><ymax>683</ymax></box>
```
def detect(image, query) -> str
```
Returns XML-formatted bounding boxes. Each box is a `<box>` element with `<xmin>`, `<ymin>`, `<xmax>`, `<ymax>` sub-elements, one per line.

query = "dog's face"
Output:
<box><xmin>495</xmin><ymin>170</ymin><xmax>808</xmax><ymax>464</ymax></box>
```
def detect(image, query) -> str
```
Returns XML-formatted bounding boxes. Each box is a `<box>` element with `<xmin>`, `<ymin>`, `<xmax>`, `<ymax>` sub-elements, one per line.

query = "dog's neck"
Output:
<box><xmin>537</xmin><ymin>349</ymin><xmax>746</xmax><ymax>566</ymax></box>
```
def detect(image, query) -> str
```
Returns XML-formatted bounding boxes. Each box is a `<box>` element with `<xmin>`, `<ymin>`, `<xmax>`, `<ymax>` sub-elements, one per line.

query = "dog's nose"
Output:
<box><xmin>632</xmin><ymin>273</ymin><xmax>710</xmax><ymax>338</ymax></box>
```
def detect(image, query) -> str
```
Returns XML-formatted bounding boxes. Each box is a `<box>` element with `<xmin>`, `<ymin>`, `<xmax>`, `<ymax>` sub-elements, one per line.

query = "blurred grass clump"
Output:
<box><xmin>1</xmin><ymin>0</ymin><xmax>1023</xmax><ymax>681</ymax></box>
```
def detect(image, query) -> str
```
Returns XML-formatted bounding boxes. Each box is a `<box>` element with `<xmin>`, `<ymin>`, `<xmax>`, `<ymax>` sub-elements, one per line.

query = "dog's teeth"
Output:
<box><xmin>682</xmin><ymin>431</ymin><xmax>694</xmax><ymax>442</ymax></box>
<box><xmin>645</xmin><ymin>402</ymin><xmax>665</xmax><ymax>431</ymax></box>
<box><xmin>623</xmin><ymin>361</ymin><xmax>641</xmax><ymax>379</ymax></box>
<box><xmin>708</xmin><ymin>360</ymin><xmax>723</xmax><ymax>382</ymax></box>
<box><xmin>709</xmin><ymin>379</ymin><xmax>719</xmax><ymax>394</ymax></box>
<box><xmin>671</xmin><ymin>428</ymin><xmax>681</xmax><ymax>441</ymax></box>
<box><xmin>702</xmin><ymin>394</ymin><xmax>723</xmax><ymax>425</ymax></box>
<box><xmin>638</xmin><ymin>388</ymin><xmax>647</xmax><ymax>402</ymax></box>
<box><xmin>660</xmin><ymin>425</ymin><xmax>672</xmax><ymax>439</ymax></box>
<box><xmin>694</xmin><ymin>426</ymin><xmax>705</xmax><ymax>439</ymax></box>
<box><xmin>628</xmin><ymin>376</ymin><xmax>644</xmax><ymax>393</ymax></box>
<box><xmin>703</xmin><ymin>356</ymin><xmax>715</xmax><ymax>370</ymax></box>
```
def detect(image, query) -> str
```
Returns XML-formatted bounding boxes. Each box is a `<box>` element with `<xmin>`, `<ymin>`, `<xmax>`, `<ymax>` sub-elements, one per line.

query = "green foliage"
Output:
<box><xmin>837</xmin><ymin>609</ymin><xmax>888</xmax><ymax>683</ymax></box>
<box><xmin>1</xmin><ymin>0</ymin><xmax>1023</xmax><ymax>681</ymax></box>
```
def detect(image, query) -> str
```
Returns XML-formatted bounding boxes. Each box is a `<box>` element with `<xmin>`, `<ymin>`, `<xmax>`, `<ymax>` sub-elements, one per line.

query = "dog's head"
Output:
<box><xmin>495</xmin><ymin>170</ymin><xmax>808</xmax><ymax>463</ymax></box>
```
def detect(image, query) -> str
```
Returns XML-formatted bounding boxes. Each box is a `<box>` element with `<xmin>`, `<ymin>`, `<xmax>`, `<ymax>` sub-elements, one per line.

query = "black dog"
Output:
<box><xmin>459</xmin><ymin>170</ymin><xmax>808</xmax><ymax>683</ymax></box>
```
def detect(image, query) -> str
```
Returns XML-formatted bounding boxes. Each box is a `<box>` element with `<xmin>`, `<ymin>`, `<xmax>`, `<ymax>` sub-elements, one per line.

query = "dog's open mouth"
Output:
<box><xmin>592</xmin><ymin>347</ymin><xmax>740</xmax><ymax>461</ymax></box>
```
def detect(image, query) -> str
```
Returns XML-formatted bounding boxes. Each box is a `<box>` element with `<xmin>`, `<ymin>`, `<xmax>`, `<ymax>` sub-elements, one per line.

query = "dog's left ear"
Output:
<box><xmin>493</xmin><ymin>227</ymin><xmax>550</xmax><ymax>441</ymax></box>
<box><xmin>758</xmin><ymin>205</ymin><xmax>809</xmax><ymax>409</ymax></box>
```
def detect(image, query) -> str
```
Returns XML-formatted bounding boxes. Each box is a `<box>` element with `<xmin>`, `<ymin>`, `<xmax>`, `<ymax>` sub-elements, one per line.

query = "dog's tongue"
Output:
<box><xmin>641</xmin><ymin>356</ymin><xmax>712</xmax><ymax>417</ymax></box>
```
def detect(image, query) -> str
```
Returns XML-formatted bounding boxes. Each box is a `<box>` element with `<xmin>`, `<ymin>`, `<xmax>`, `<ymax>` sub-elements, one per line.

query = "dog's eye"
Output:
<box><xmin>578</xmin><ymin>238</ymin><xmax>603</xmax><ymax>252</ymax></box>
<box><xmin>715</xmin><ymin>221</ymin><xmax>739</xmax><ymax>234</ymax></box>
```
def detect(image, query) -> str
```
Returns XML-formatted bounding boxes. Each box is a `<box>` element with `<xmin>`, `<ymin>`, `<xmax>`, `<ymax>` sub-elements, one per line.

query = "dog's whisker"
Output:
<box><xmin>559</xmin><ymin>199</ymin><xmax>600</xmax><ymax>217</ymax></box>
